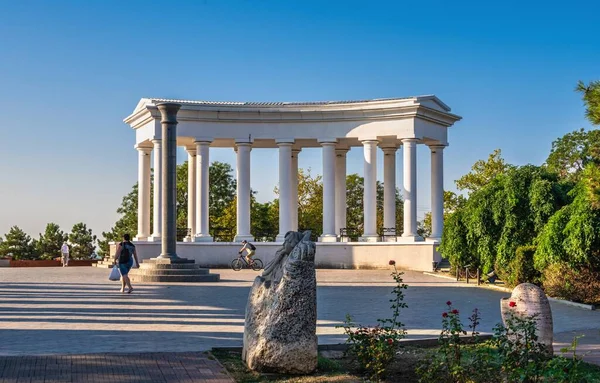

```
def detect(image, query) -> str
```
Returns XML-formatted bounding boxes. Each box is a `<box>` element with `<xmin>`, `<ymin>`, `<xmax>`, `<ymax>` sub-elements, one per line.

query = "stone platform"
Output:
<box><xmin>129</xmin><ymin>257</ymin><xmax>220</xmax><ymax>283</ymax></box>
<box><xmin>110</xmin><ymin>240</ymin><xmax>442</xmax><ymax>271</ymax></box>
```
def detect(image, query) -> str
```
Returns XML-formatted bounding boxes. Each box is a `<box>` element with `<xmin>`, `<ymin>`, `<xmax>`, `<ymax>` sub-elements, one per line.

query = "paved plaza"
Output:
<box><xmin>0</xmin><ymin>267</ymin><xmax>599</xmax><ymax>381</ymax></box>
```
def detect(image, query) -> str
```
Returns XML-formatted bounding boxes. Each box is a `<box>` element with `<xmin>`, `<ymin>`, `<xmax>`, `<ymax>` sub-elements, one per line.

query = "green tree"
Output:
<box><xmin>420</xmin><ymin>191</ymin><xmax>467</xmax><ymax>238</ymax></box>
<box><xmin>576</xmin><ymin>80</ymin><xmax>600</xmax><ymax>125</ymax></box>
<box><xmin>455</xmin><ymin>149</ymin><xmax>513</xmax><ymax>193</ymax></box>
<box><xmin>210</xmin><ymin>161</ymin><xmax>237</xmax><ymax>223</ymax></box>
<box><xmin>68</xmin><ymin>223</ymin><xmax>97</xmax><ymax>259</ymax></box>
<box><xmin>37</xmin><ymin>223</ymin><xmax>67</xmax><ymax>260</ymax></box>
<box><xmin>98</xmin><ymin>183</ymin><xmax>138</xmax><ymax>256</ymax></box>
<box><xmin>251</xmin><ymin>199</ymin><xmax>278</xmax><ymax>241</ymax></box>
<box><xmin>297</xmin><ymin>168</ymin><xmax>324</xmax><ymax>236</ymax></box>
<box><xmin>545</xmin><ymin>128</ymin><xmax>600</xmax><ymax>181</ymax></box>
<box><xmin>0</xmin><ymin>226</ymin><xmax>36</xmax><ymax>260</ymax></box>
<box><xmin>440</xmin><ymin>165</ymin><xmax>569</xmax><ymax>274</ymax></box>
<box><xmin>99</xmin><ymin>161</ymin><xmax>238</xmax><ymax>254</ymax></box>
<box><xmin>536</xmin><ymin>168</ymin><xmax>600</xmax><ymax>271</ymax></box>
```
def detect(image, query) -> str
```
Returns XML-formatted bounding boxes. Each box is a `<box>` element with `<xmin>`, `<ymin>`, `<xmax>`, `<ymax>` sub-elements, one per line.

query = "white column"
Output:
<box><xmin>149</xmin><ymin>139</ymin><xmax>162</xmax><ymax>241</ymax></box>
<box><xmin>291</xmin><ymin>149</ymin><xmax>301</xmax><ymax>231</ymax></box>
<box><xmin>429</xmin><ymin>145</ymin><xmax>445</xmax><ymax>241</ymax></box>
<box><xmin>360</xmin><ymin>140</ymin><xmax>379</xmax><ymax>241</ymax></box>
<box><xmin>135</xmin><ymin>145</ymin><xmax>152</xmax><ymax>241</ymax></box>
<box><xmin>319</xmin><ymin>141</ymin><xmax>337</xmax><ymax>242</ymax></box>
<box><xmin>276</xmin><ymin>142</ymin><xmax>293</xmax><ymax>241</ymax></box>
<box><xmin>235</xmin><ymin>142</ymin><xmax>253</xmax><ymax>242</ymax></box>
<box><xmin>335</xmin><ymin>148</ymin><xmax>348</xmax><ymax>237</ymax></box>
<box><xmin>382</xmin><ymin>146</ymin><xmax>398</xmax><ymax>237</ymax></box>
<box><xmin>184</xmin><ymin>147</ymin><xmax>196</xmax><ymax>242</ymax></box>
<box><xmin>195</xmin><ymin>141</ymin><xmax>213</xmax><ymax>242</ymax></box>
<box><xmin>401</xmin><ymin>138</ymin><xmax>421</xmax><ymax>240</ymax></box>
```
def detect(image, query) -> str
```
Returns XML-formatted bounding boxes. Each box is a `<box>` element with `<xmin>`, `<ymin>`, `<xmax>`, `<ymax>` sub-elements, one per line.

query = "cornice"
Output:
<box><xmin>124</xmin><ymin>97</ymin><xmax>462</xmax><ymax>130</ymax></box>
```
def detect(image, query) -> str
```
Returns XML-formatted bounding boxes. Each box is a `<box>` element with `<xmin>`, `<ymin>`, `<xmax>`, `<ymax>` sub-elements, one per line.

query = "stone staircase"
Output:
<box><xmin>129</xmin><ymin>258</ymin><xmax>220</xmax><ymax>283</ymax></box>
<box><xmin>93</xmin><ymin>256</ymin><xmax>116</xmax><ymax>269</ymax></box>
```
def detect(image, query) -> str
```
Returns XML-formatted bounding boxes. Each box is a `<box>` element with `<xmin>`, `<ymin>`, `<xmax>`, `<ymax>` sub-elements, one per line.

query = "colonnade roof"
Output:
<box><xmin>125</xmin><ymin>95</ymin><xmax>462</xmax><ymax>149</ymax></box>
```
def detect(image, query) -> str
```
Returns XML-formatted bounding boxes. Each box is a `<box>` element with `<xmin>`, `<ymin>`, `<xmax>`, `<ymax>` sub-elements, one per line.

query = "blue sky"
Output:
<box><xmin>0</xmin><ymin>0</ymin><xmax>598</xmax><ymax>238</ymax></box>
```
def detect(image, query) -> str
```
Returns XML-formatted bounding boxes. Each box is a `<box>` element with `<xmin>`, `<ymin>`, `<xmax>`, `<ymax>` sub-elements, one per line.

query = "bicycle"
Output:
<box><xmin>231</xmin><ymin>253</ymin><xmax>263</xmax><ymax>271</ymax></box>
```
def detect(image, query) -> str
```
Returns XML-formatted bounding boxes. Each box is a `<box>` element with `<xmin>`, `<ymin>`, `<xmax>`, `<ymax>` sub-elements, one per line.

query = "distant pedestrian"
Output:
<box><xmin>113</xmin><ymin>234</ymin><xmax>140</xmax><ymax>293</ymax></box>
<box><xmin>60</xmin><ymin>242</ymin><xmax>69</xmax><ymax>267</ymax></box>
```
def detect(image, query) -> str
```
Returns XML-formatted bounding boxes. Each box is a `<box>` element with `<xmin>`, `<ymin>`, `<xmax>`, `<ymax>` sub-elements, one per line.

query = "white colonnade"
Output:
<box><xmin>128</xmin><ymin>96</ymin><xmax>457</xmax><ymax>245</ymax></box>
<box><xmin>134</xmin><ymin>138</ymin><xmax>445</xmax><ymax>244</ymax></box>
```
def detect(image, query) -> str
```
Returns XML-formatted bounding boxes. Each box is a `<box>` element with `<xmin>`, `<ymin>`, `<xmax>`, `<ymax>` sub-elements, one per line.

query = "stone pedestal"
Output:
<box><xmin>129</xmin><ymin>257</ymin><xmax>220</xmax><ymax>283</ymax></box>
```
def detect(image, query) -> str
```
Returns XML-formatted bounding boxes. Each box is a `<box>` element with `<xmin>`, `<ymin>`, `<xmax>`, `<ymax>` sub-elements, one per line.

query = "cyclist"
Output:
<box><xmin>238</xmin><ymin>240</ymin><xmax>256</xmax><ymax>265</ymax></box>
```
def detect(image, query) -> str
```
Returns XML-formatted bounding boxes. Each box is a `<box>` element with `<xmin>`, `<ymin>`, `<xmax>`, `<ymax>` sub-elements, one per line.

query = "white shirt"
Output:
<box><xmin>61</xmin><ymin>244</ymin><xmax>69</xmax><ymax>254</ymax></box>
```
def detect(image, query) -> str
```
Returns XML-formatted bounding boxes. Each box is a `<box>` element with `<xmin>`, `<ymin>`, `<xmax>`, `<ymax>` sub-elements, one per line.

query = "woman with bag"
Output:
<box><xmin>113</xmin><ymin>233</ymin><xmax>140</xmax><ymax>293</ymax></box>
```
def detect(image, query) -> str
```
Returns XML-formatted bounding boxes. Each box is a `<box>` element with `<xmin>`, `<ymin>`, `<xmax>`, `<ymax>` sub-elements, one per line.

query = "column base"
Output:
<box><xmin>134</xmin><ymin>236</ymin><xmax>149</xmax><ymax>242</ymax></box>
<box><xmin>397</xmin><ymin>235</ymin><xmax>424</xmax><ymax>243</ymax></box>
<box><xmin>234</xmin><ymin>235</ymin><xmax>254</xmax><ymax>242</ymax></box>
<box><xmin>147</xmin><ymin>235</ymin><xmax>162</xmax><ymax>242</ymax></box>
<box><xmin>319</xmin><ymin>234</ymin><xmax>338</xmax><ymax>243</ymax></box>
<box><xmin>183</xmin><ymin>236</ymin><xmax>193</xmax><ymax>243</ymax></box>
<box><xmin>275</xmin><ymin>233</ymin><xmax>286</xmax><ymax>242</ymax></box>
<box><xmin>359</xmin><ymin>235</ymin><xmax>379</xmax><ymax>243</ymax></box>
<box><xmin>194</xmin><ymin>235</ymin><xmax>214</xmax><ymax>242</ymax></box>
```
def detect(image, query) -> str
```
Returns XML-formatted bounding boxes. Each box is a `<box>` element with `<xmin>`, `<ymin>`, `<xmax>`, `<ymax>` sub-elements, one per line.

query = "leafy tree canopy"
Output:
<box><xmin>0</xmin><ymin>226</ymin><xmax>36</xmax><ymax>260</ymax></box>
<box><xmin>68</xmin><ymin>222</ymin><xmax>97</xmax><ymax>259</ymax></box>
<box><xmin>545</xmin><ymin>128</ymin><xmax>600</xmax><ymax>182</ymax></box>
<box><xmin>577</xmin><ymin>80</ymin><xmax>600</xmax><ymax>125</ymax></box>
<box><xmin>455</xmin><ymin>149</ymin><xmax>513</xmax><ymax>194</ymax></box>
<box><xmin>440</xmin><ymin>165</ymin><xmax>570</xmax><ymax>274</ymax></box>
<box><xmin>36</xmin><ymin>223</ymin><xmax>67</xmax><ymax>260</ymax></box>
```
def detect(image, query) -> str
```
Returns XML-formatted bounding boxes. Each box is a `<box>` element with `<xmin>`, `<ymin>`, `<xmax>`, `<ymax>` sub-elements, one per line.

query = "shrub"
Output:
<box><xmin>505</xmin><ymin>245</ymin><xmax>541</xmax><ymax>287</ymax></box>
<box><xmin>340</xmin><ymin>261</ymin><xmax>407</xmax><ymax>381</ymax></box>
<box><xmin>543</xmin><ymin>262</ymin><xmax>600</xmax><ymax>304</ymax></box>
<box><xmin>417</xmin><ymin>304</ymin><xmax>495</xmax><ymax>383</ymax></box>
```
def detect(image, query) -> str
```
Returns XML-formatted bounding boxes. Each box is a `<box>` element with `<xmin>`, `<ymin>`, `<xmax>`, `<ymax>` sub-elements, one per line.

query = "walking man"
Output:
<box><xmin>60</xmin><ymin>241</ymin><xmax>69</xmax><ymax>267</ymax></box>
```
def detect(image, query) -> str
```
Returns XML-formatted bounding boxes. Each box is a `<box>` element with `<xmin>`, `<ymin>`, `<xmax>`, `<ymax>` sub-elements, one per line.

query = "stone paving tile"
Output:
<box><xmin>0</xmin><ymin>352</ymin><xmax>233</xmax><ymax>383</ymax></box>
<box><xmin>0</xmin><ymin>267</ymin><xmax>599</xmax><ymax>365</ymax></box>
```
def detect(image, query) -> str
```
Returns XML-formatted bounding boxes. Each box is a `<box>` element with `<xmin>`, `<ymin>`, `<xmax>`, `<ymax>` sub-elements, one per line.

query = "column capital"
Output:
<box><xmin>380</xmin><ymin>145</ymin><xmax>398</xmax><ymax>154</ymax></box>
<box><xmin>318</xmin><ymin>138</ymin><xmax>338</xmax><ymax>145</ymax></box>
<box><xmin>185</xmin><ymin>147</ymin><xmax>197</xmax><ymax>155</ymax></box>
<box><xmin>194</xmin><ymin>139</ymin><xmax>213</xmax><ymax>145</ymax></box>
<box><xmin>360</xmin><ymin>139</ymin><xmax>379</xmax><ymax>145</ymax></box>
<box><xmin>335</xmin><ymin>148</ymin><xmax>349</xmax><ymax>156</ymax></box>
<box><xmin>276</xmin><ymin>141</ymin><xmax>294</xmax><ymax>147</ymax></box>
<box><xmin>428</xmin><ymin>144</ymin><xmax>447</xmax><ymax>151</ymax></box>
<box><xmin>401</xmin><ymin>138</ymin><xmax>419</xmax><ymax>144</ymax></box>
<box><xmin>320</xmin><ymin>141</ymin><xmax>337</xmax><ymax>147</ymax></box>
<box><xmin>135</xmin><ymin>144</ymin><xmax>152</xmax><ymax>153</ymax></box>
<box><xmin>292</xmin><ymin>148</ymin><xmax>302</xmax><ymax>155</ymax></box>
<box><xmin>156</xmin><ymin>103</ymin><xmax>181</xmax><ymax>124</ymax></box>
<box><xmin>151</xmin><ymin>138</ymin><xmax>162</xmax><ymax>145</ymax></box>
<box><xmin>235</xmin><ymin>142</ymin><xmax>253</xmax><ymax>148</ymax></box>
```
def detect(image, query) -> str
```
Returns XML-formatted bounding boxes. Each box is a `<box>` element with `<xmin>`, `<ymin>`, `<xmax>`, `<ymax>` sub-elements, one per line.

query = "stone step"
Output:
<box><xmin>130</xmin><ymin>274</ymin><xmax>220</xmax><ymax>283</ymax></box>
<box><xmin>139</xmin><ymin>263</ymin><xmax>201</xmax><ymax>270</ymax></box>
<box><xmin>143</xmin><ymin>258</ymin><xmax>195</xmax><ymax>264</ymax></box>
<box><xmin>93</xmin><ymin>263</ymin><xmax>115</xmax><ymax>268</ymax></box>
<box><xmin>135</xmin><ymin>269</ymin><xmax>210</xmax><ymax>276</ymax></box>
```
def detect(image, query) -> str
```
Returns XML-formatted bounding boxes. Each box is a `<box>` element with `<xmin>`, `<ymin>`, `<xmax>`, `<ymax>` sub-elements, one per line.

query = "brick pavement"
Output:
<box><xmin>1</xmin><ymin>267</ymin><xmax>599</xmax><ymax>373</ymax></box>
<box><xmin>0</xmin><ymin>352</ymin><xmax>233</xmax><ymax>383</ymax></box>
